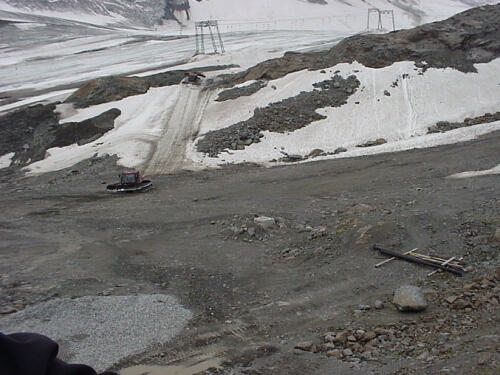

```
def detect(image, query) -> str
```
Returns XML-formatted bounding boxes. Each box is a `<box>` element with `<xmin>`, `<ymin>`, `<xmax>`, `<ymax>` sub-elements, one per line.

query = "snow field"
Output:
<box><xmin>187</xmin><ymin>59</ymin><xmax>500</xmax><ymax>166</ymax></box>
<box><xmin>0</xmin><ymin>152</ymin><xmax>14</xmax><ymax>169</ymax></box>
<box><xmin>24</xmin><ymin>86</ymin><xmax>180</xmax><ymax>175</ymax></box>
<box><xmin>182</xmin><ymin>0</ymin><xmax>499</xmax><ymax>32</ymax></box>
<box><xmin>23</xmin><ymin>58</ymin><xmax>500</xmax><ymax>176</ymax></box>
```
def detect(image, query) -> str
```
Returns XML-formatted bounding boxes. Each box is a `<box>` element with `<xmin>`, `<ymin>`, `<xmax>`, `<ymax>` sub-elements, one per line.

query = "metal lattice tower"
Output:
<box><xmin>195</xmin><ymin>20</ymin><xmax>225</xmax><ymax>54</ymax></box>
<box><xmin>367</xmin><ymin>8</ymin><xmax>395</xmax><ymax>32</ymax></box>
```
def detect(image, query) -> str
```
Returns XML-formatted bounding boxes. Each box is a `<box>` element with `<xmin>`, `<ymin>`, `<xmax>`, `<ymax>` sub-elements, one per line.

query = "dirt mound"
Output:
<box><xmin>215</xmin><ymin>4</ymin><xmax>500</xmax><ymax>88</ymax></box>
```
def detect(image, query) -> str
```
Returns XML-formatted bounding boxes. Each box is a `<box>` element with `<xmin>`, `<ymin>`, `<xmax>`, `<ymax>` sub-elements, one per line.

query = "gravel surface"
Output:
<box><xmin>0</xmin><ymin>294</ymin><xmax>192</xmax><ymax>372</ymax></box>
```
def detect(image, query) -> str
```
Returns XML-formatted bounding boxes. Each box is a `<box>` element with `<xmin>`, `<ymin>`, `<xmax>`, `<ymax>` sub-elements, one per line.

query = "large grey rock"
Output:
<box><xmin>393</xmin><ymin>285</ymin><xmax>427</xmax><ymax>312</ymax></box>
<box><xmin>493</xmin><ymin>228</ymin><xmax>500</xmax><ymax>242</ymax></box>
<box><xmin>254</xmin><ymin>216</ymin><xmax>276</xmax><ymax>229</ymax></box>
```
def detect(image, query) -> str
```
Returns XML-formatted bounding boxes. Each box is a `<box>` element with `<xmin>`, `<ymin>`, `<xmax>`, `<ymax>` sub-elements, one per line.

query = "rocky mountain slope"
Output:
<box><xmin>198</xmin><ymin>3</ymin><xmax>500</xmax><ymax>155</ymax></box>
<box><xmin>1</xmin><ymin>4</ymin><xmax>499</xmax><ymax>177</ymax></box>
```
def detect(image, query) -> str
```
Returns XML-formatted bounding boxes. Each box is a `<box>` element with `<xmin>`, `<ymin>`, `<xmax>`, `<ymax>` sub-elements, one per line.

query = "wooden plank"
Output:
<box><xmin>375</xmin><ymin>248</ymin><xmax>417</xmax><ymax>268</ymax></box>
<box><xmin>372</xmin><ymin>245</ymin><xmax>465</xmax><ymax>276</ymax></box>
<box><xmin>428</xmin><ymin>257</ymin><xmax>456</xmax><ymax>276</ymax></box>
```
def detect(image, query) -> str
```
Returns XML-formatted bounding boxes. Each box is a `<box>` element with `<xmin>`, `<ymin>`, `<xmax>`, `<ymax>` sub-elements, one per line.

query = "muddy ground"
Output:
<box><xmin>0</xmin><ymin>129</ymin><xmax>498</xmax><ymax>374</ymax></box>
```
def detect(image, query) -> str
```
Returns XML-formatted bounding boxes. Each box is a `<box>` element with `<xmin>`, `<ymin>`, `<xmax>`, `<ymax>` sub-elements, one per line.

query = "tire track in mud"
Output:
<box><xmin>122</xmin><ymin>322</ymin><xmax>254</xmax><ymax>369</ymax></box>
<box><xmin>144</xmin><ymin>86</ymin><xmax>211</xmax><ymax>175</ymax></box>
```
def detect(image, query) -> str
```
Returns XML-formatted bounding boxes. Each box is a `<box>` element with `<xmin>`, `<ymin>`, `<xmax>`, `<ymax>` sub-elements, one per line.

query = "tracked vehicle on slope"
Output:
<box><xmin>106</xmin><ymin>171</ymin><xmax>152</xmax><ymax>193</ymax></box>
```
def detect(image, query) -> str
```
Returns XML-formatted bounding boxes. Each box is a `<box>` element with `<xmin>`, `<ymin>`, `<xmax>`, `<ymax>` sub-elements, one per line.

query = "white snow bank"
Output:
<box><xmin>187</xmin><ymin>58</ymin><xmax>500</xmax><ymax>167</ymax></box>
<box><xmin>24</xmin><ymin>86</ymin><xmax>179</xmax><ymax>175</ymax></box>
<box><xmin>0</xmin><ymin>89</ymin><xmax>75</xmax><ymax>113</ymax></box>
<box><xmin>189</xmin><ymin>121</ymin><xmax>500</xmax><ymax>169</ymax></box>
<box><xmin>0</xmin><ymin>152</ymin><xmax>14</xmax><ymax>169</ymax></box>
<box><xmin>447</xmin><ymin>163</ymin><xmax>500</xmax><ymax>179</ymax></box>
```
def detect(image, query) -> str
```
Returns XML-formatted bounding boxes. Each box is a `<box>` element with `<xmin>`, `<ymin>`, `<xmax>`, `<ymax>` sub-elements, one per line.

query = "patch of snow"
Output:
<box><xmin>0</xmin><ymin>152</ymin><xmax>15</xmax><ymax>169</ymax></box>
<box><xmin>187</xmin><ymin>58</ymin><xmax>500</xmax><ymax>168</ymax></box>
<box><xmin>0</xmin><ymin>89</ymin><xmax>75</xmax><ymax>113</ymax></box>
<box><xmin>21</xmin><ymin>58</ymin><xmax>500</xmax><ymax>176</ymax></box>
<box><xmin>24</xmin><ymin>86</ymin><xmax>179</xmax><ymax>175</ymax></box>
<box><xmin>447</xmin><ymin>163</ymin><xmax>500</xmax><ymax>179</ymax></box>
<box><xmin>13</xmin><ymin>22</ymin><xmax>46</xmax><ymax>30</ymax></box>
<box><xmin>189</xmin><ymin>121</ymin><xmax>500</xmax><ymax>169</ymax></box>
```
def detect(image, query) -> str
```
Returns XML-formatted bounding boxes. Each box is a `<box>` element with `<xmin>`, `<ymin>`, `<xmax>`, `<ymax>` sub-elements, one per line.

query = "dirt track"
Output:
<box><xmin>145</xmin><ymin>85</ymin><xmax>212</xmax><ymax>175</ymax></box>
<box><xmin>0</xmin><ymin>131</ymin><xmax>499</xmax><ymax>374</ymax></box>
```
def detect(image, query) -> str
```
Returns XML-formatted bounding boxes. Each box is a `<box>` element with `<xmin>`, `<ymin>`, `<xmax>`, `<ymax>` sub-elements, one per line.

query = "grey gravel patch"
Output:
<box><xmin>0</xmin><ymin>294</ymin><xmax>192</xmax><ymax>372</ymax></box>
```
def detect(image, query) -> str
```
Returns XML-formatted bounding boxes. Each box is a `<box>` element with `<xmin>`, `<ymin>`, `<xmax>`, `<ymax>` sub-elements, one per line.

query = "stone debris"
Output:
<box><xmin>428</xmin><ymin>112</ymin><xmax>500</xmax><ymax>134</ymax></box>
<box><xmin>294</xmin><ymin>341</ymin><xmax>319</xmax><ymax>353</ymax></box>
<box><xmin>356</xmin><ymin>138</ymin><xmax>387</xmax><ymax>148</ymax></box>
<box><xmin>254</xmin><ymin>216</ymin><xmax>276</xmax><ymax>229</ymax></box>
<box><xmin>196</xmin><ymin>75</ymin><xmax>360</xmax><ymax>156</ymax></box>
<box><xmin>216</xmin><ymin>80</ymin><xmax>267</xmax><ymax>102</ymax></box>
<box><xmin>312</xmin><ymin>273</ymin><xmax>498</xmax><ymax>365</ymax></box>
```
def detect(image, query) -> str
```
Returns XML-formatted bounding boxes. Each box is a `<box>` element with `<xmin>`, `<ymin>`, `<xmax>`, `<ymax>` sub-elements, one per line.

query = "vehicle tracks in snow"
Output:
<box><xmin>144</xmin><ymin>85</ymin><xmax>211</xmax><ymax>175</ymax></box>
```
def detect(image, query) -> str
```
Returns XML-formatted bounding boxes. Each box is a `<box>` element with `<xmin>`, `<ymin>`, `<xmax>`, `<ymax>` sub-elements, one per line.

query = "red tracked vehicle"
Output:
<box><xmin>106</xmin><ymin>171</ymin><xmax>152</xmax><ymax>193</ymax></box>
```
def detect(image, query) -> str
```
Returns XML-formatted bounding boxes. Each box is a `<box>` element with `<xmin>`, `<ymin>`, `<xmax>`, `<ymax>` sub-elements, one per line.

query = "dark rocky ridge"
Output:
<box><xmin>213</xmin><ymin>5</ymin><xmax>500</xmax><ymax>89</ymax></box>
<box><xmin>196</xmin><ymin>5</ymin><xmax>500</xmax><ymax>157</ymax></box>
<box><xmin>0</xmin><ymin>105</ymin><xmax>120</xmax><ymax>169</ymax></box>
<box><xmin>66</xmin><ymin>65</ymin><xmax>238</xmax><ymax>108</ymax></box>
<box><xmin>197</xmin><ymin>75</ymin><xmax>360</xmax><ymax>156</ymax></box>
<box><xmin>50</xmin><ymin>108</ymin><xmax>121</xmax><ymax>148</ymax></box>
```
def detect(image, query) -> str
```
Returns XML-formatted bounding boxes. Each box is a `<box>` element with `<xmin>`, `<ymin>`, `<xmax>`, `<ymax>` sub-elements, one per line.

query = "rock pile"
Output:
<box><xmin>356</xmin><ymin>138</ymin><xmax>387</xmax><ymax>148</ymax></box>
<box><xmin>216</xmin><ymin>81</ymin><xmax>267</xmax><ymax>102</ymax></box>
<box><xmin>197</xmin><ymin>75</ymin><xmax>360</xmax><ymax>156</ymax></box>
<box><xmin>427</xmin><ymin>112</ymin><xmax>500</xmax><ymax>134</ymax></box>
<box><xmin>309</xmin><ymin>273</ymin><xmax>499</xmax><ymax>365</ymax></box>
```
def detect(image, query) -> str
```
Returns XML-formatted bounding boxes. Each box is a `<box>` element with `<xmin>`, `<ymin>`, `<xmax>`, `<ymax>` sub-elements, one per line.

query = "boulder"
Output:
<box><xmin>294</xmin><ymin>341</ymin><xmax>318</xmax><ymax>353</ymax></box>
<box><xmin>308</xmin><ymin>148</ymin><xmax>324</xmax><ymax>158</ymax></box>
<box><xmin>254</xmin><ymin>216</ymin><xmax>276</xmax><ymax>229</ymax></box>
<box><xmin>493</xmin><ymin>228</ymin><xmax>500</xmax><ymax>242</ymax></box>
<box><xmin>393</xmin><ymin>285</ymin><xmax>428</xmax><ymax>312</ymax></box>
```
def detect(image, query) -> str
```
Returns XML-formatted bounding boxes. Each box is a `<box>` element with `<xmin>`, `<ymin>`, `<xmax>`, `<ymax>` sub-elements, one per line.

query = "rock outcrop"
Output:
<box><xmin>66</xmin><ymin>65</ymin><xmax>238</xmax><ymax>108</ymax></box>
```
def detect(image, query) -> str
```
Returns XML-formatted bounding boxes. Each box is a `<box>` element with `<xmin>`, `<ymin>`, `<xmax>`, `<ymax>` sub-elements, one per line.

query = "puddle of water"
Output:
<box><xmin>120</xmin><ymin>359</ymin><xmax>220</xmax><ymax>375</ymax></box>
